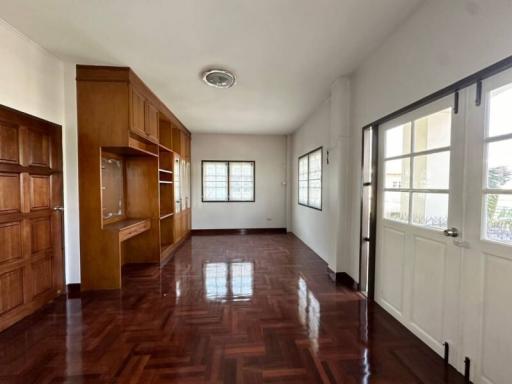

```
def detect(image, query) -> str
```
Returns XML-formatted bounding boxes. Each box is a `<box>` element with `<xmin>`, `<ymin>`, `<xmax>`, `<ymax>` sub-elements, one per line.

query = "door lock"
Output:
<box><xmin>443</xmin><ymin>227</ymin><xmax>459</xmax><ymax>237</ymax></box>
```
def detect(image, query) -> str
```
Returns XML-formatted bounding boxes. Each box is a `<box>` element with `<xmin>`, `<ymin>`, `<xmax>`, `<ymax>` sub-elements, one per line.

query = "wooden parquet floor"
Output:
<box><xmin>0</xmin><ymin>234</ymin><xmax>465</xmax><ymax>383</ymax></box>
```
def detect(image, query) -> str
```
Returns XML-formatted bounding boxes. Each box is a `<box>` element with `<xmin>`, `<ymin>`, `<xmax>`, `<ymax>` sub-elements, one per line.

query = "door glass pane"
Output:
<box><xmin>385</xmin><ymin>158</ymin><xmax>410</xmax><ymax>189</ymax></box>
<box><xmin>362</xmin><ymin>186</ymin><xmax>372</xmax><ymax>238</ymax></box>
<box><xmin>385</xmin><ymin>123</ymin><xmax>411</xmax><ymax>158</ymax></box>
<box><xmin>487</xmin><ymin>139</ymin><xmax>512</xmax><ymax>189</ymax></box>
<box><xmin>485</xmin><ymin>194</ymin><xmax>512</xmax><ymax>244</ymax></box>
<box><xmin>363</xmin><ymin>128</ymin><xmax>373</xmax><ymax>183</ymax></box>
<box><xmin>489</xmin><ymin>83</ymin><xmax>512</xmax><ymax>138</ymax></box>
<box><xmin>412</xmin><ymin>193</ymin><xmax>449</xmax><ymax>228</ymax></box>
<box><xmin>414</xmin><ymin>108</ymin><xmax>452</xmax><ymax>152</ymax></box>
<box><xmin>413</xmin><ymin>151</ymin><xmax>450</xmax><ymax>189</ymax></box>
<box><xmin>383</xmin><ymin>191</ymin><xmax>409</xmax><ymax>222</ymax></box>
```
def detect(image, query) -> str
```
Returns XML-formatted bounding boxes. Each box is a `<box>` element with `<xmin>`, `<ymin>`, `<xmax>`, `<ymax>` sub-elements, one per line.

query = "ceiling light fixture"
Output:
<box><xmin>201</xmin><ymin>68</ymin><xmax>236</xmax><ymax>88</ymax></box>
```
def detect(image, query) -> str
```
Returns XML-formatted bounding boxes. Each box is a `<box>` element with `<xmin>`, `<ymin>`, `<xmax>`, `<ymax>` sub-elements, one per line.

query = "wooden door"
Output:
<box><xmin>145</xmin><ymin>102</ymin><xmax>159</xmax><ymax>143</ymax></box>
<box><xmin>130</xmin><ymin>87</ymin><xmax>146</xmax><ymax>138</ymax></box>
<box><xmin>0</xmin><ymin>107</ymin><xmax>63</xmax><ymax>332</ymax></box>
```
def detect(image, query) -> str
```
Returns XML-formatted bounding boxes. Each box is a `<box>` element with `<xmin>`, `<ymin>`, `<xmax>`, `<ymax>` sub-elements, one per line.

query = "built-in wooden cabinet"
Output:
<box><xmin>145</xmin><ymin>102</ymin><xmax>159</xmax><ymax>142</ymax></box>
<box><xmin>77</xmin><ymin>65</ymin><xmax>191</xmax><ymax>290</ymax></box>
<box><xmin>130</xmin><ymin>87</ymin><xmax>146</xmax><ymax>138</ymax></box>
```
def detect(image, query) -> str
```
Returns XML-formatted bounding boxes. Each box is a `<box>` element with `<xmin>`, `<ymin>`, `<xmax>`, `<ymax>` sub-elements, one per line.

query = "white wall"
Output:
<box><xmin>0</xmin><ymin>19</ymin><xmax>80</xmax><ymax>283</ymax></box>
<box><xmin>348</xmin><ymin>0</ymin><xmax>512</xmax><ymax>281</ymax></box>
<box><xmin>290</xmin><ymin>100</ymin><xmax>334</xmax><ymax>266</ymax></box>
<box><xmin>191</xmin><ymin>133</ymin><xmax>287</xmax><ymax>229</ymax></box>
<box><xmin>62</xmin><ymin>63</ymin><xmax>80</xmax><ymax>283</ymax></box>
<box><xmin>288</xmin><ymin>77</ymin><xmax>351</xmax><ymax>272</ymax></box>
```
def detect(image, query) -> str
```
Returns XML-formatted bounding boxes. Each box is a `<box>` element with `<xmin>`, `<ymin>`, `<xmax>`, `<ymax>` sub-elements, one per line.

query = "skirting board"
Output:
<box><xmin>191</xmin><ymin>228</ymin><xmax>287</xmax><ymax>236</ymax></box>
<box><xmin>327</xmin><ymin>269</ymin><xmax>359</xmax><ymax>291</ymax></box>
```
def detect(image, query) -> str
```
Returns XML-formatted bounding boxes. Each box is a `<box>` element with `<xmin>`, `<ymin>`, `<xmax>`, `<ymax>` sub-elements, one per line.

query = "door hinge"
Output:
<box><xmin>475</xmin><ymin>80</ymin><xmax>482</xmax><ymax>106</ymax></box>
<box><xmin>454</xmin><ymin>91</ymin><xmax>459</xmax><ymax>114</ymax></box>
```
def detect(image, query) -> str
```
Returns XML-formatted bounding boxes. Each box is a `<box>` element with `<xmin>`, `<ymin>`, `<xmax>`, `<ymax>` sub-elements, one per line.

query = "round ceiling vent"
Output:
<box><xmin>201</xmin><ymin>68</ymin><xmax>236</xmax><ymax>88</ymax></box>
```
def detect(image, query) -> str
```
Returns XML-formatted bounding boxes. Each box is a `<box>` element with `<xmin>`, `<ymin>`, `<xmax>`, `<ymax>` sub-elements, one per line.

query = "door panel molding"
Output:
<box><xmin>0</xmin><ymin>104</ymin><xmax>63</xmax><ymax>333</ymax></box>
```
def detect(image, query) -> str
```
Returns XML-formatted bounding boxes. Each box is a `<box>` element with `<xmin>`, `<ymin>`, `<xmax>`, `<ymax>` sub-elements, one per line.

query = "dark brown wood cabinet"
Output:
<box><xmin>77</xmin><ymin>65</ymin><xmax>191</xmax><ymax>290</ymax></box>
<box><xmin>0</xmin><ymin>106</ymin><xmax>64</xmax><ymax>332</ymax></box>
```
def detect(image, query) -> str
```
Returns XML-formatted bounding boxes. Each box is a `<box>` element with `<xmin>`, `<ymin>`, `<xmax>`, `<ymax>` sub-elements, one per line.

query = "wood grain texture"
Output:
<box><xmin>77</xmin><ymin>65</ymin><xmax>191</xmax><ymax>290</ymax></box>
<box><xmin>0</xmin><ymin>103</ymin><xmax>63</xmax><ymax>333</ymax></box>
<box><xmin>0</xmin><ymin>234</ymin><xmax>464</xmax><ymax>383</ymax></box>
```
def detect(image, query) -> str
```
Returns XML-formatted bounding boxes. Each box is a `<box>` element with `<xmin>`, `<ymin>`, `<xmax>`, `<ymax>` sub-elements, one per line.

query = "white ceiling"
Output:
<box><xmin>0</xmin><ymin>0</ymin><xmax>422</xmax><ymax>134</ymax></box>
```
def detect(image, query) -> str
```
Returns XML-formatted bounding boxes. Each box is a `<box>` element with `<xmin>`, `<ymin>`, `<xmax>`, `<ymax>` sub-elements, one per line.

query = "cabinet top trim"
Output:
<box><xmin>76</xmin><ymin>65</ymin><xmax>190</xmax><ymax>136</ymax></box>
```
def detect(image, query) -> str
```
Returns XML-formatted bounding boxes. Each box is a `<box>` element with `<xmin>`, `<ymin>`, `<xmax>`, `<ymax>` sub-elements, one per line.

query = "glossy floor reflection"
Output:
<box><xmin>0</xmin><ymin>234</ymin><xmax>465</xmax><ymax>383</ymax></box>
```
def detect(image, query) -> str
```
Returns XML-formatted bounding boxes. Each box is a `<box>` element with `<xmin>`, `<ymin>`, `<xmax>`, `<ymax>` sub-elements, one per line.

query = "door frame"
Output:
<box><xmin>358</xmin><ymin>125</ymin><xmax>378</xmax><ymax>299</ymax></box>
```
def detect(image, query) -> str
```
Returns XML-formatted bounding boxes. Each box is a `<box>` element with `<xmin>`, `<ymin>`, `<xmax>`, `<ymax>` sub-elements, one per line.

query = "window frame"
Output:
<box><xmin>297</xmin><ymin>147</ymin><xmax>323</xmax><ymax>211</ymax></box>
<box><xmin>201</xmin><ymin>160</ymin><xmax>256</xmax><ymax>203</ymax></box>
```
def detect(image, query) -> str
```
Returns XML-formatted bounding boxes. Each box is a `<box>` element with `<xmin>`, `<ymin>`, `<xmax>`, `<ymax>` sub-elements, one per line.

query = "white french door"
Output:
<box><xmin>375</xmin><ymin>67</ymin><xmax>512</xmax><ymax>383</ymax></box>
<box><xmin>376</xmin><ymin>94</ymin><xmax>466</xmax><ymax>366</ymax></box>
<box><xmin>460</xmin><ymin>70</ymin><xmax>512</xmax><ymax>384</ymax></box>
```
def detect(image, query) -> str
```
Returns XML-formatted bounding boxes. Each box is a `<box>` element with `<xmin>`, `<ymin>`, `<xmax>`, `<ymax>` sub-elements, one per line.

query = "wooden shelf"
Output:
<box><xmin>159</xmin><ymin>143</ymin><xmax>172</xmax><ymax>152</ymax></box>
<box><xmin>103</xmin><ymin>146</ymin><xmax>158</xmax><ymax>158</ymax></box>
<box><xmin>159</xmin><ymin>169</ymin><xmax>173</xmax><ymax>174</ymax></box>
<box><xmin>103</xmin><ymin>218</ymin><xmax>150</xmax><ymax>232</ymax></box>
<box><xmin>160</xmin><ymin>212</ymin><xmax>174</xmax><ymax>220</ymax></box>
<box><xmin>159</xmin><ymin>180</ymin><xmax>173</xmax><ymax>184</ymax></box>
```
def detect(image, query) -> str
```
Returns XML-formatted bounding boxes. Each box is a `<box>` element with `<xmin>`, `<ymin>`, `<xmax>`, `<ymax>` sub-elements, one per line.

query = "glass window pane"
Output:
<box><xmin>412</xmin><ymin>193</ymin><xmax>448</xmax><ymax>229</ymax></box>
<box><xmin>385</xmin><ymin>158</ymin><xmax>410</xmax><ymax>189</ymax></box>
<box><xmin>308</xmin><ymin>150</ymin><xmax>322</xmax><ymax>179</ymax></box>
<box><xmin>489</xmin><ymin>83</ymin><xmax>512</xmax><ymax>138</ymax></box>
<box><xmin>299</xmin><ymin>180</ymin><xmax>308</xmax><ymax>205</ymax></box>
<box><xmin>229</xmin><ymin>162</ymin><xmax>254</xmax><ymax>201</ymax></box>
<box><xmin>485</xmin><ymin>194</ymin><xmax>512</xmax><ymax>244</ymax></box>
<box><xmin>308</xmin><ymin>179</ymin><xmax>321</xmax><ymax>209</ymax></box>
<box><xmin>414</xmin><ymin>108</ymin><xmax>452</xmax><ymax>152</ymax></box>
<box><xmin>487</xmin><ymin>139</ymin><xmax>512</xmax><ymax>189</ymax></box>
<box><xmin>413</xmin><ymin>151</ymin><xmax>450</xmax><ymax>189</ymax></box>
<box><xmin>385</xmin><ymin>123</ymin><xmax>411</xmax><ymax>158</ymax></box>
<box><xmin>203</xmin><ymin>162</ymin><xmax>228</xmax><ymax>201</ymax></box>
<box><xmin>307</xmin><ymin>149</ymin><xmax>322</xmax><ymax>208</ymax></box>
<box><xmin>384</xmin><ymin>191</ymin><xmax>409</xmax><ymax>223</ymax></box>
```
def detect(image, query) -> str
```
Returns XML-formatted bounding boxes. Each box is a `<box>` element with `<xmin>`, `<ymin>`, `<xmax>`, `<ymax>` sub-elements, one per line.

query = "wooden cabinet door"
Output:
<box><xmin>130</xmin><ymin>87</ymin><xmax>146</xmax><ymax>138</ymax></box>
<box><xmin>0</xmin><ymin>115</ymin><xmax>63</xmax><ymax>333</ymax></box>
<box><xmin>144</xmin><ymin>102</ymin><xmax>159</xmax><ymax>143</ymax></box>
